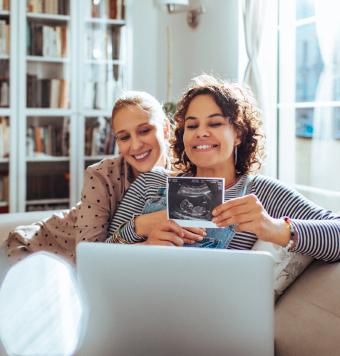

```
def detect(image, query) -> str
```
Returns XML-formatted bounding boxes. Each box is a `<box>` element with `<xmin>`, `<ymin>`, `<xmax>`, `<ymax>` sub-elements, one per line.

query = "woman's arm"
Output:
<box><xmin>75</xmin><ymin>158</ymin><xmax>124</xmax><ymax>244</ymax></box>
<box><xmin>105</xmin><ymin>171</ymin><xmax>206</xmax><ymax>244</ymax></box>
<box><xmin>106</xmin><ymin>171</ymin><xmax>168</xmax><ymax>243</ymax></box>
<box><xmin>213</xmin><ymin>175</ymin><xmax>340</xmax><ymax>262</ymax></box>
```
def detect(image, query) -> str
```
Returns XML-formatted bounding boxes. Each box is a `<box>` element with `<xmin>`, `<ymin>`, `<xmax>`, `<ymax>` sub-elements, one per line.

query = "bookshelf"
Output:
<box><xmin>0</xmin><ymin>0</ymin><xmax>16</xmax><ymax>213</ymax></box>
<box><xmin>2</xmin><ymin>0</ymin><xmax>126</xmax><ymax>214</ymax></box>
<box><xmin>77</xmin><ymin>0</ymin><xmax>125</xmax><ymax>187</ymax></box>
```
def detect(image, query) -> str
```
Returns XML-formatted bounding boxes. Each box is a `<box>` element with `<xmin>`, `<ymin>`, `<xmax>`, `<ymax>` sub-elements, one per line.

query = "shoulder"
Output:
<box><xmin>136</xmin><ymin>168</ymin><xmax>169</xmax><ymax>185</ymax></box>
<box><xmin>250</xmin><ymin>174</ymin><xmax>301</xmax><ymax>198</ymax></box>
<box><xmin>84</xmin><ymin>156</ymin><xmax>125</xmax><ymax>182</ymax></box>
<box><xmin>86</xmin><ymin>156</ymin><xmax>122</xmax><ymax>173</ymax></box>
<box><xmin>251</xmin><ymin>174</ymin><xmax>290</xmax><ymax>189</ymax></box>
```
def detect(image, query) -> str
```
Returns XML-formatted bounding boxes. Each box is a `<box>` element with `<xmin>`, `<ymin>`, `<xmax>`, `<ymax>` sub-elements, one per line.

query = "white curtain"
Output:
<box><xmin>242</xmin><ymin>0</ymin><xmax>277</xmax><ymax>177</ymax></box>
<box><xmin>310</xmin><ymin>0</ymin><xmax>340</xmax><ymax>190</ymax></box>
<box><xmin>242</xmin><ymin>0</ymin><xmax>267</xmax><ymax>107</ymax></box>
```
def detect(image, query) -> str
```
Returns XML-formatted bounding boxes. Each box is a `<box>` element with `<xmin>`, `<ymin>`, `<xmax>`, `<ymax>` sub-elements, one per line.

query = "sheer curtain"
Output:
<box><xmin>310</xmin><ymin>0</ymin><xmax>340</xmax><ymax>191</ymax></box>
<box><xmin>242</xmin><ymin>0</ymin><xmax>276</xmax><ymax>176</ymax></box>
<box><xmin>242</xmin><ymin>0</ymin><xmax>267</xmax><ymax>107</ymax></box>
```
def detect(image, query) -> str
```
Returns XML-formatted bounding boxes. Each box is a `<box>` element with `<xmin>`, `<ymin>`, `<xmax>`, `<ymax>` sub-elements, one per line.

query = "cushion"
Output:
<box><xmin>252</xmin><ymin>240</ymin><xmax>313</xmax><ymax>299</ymax></box>
<box><xmin>275</xmin><ymin>260</ymin><xmax>340</xmax><ymax>356</ymax></box>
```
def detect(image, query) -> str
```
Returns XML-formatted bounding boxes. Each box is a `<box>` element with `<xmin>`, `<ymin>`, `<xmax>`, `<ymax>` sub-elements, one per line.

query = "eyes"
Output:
<box><xmin>116</xmin><ymin>126</ymin><xmax>153</xmax><ymax>142</ymax></box>
<box><xmin>185</xmin><ymin>121</ymin><xmax>225</xmax><ymax>130</ymax></box>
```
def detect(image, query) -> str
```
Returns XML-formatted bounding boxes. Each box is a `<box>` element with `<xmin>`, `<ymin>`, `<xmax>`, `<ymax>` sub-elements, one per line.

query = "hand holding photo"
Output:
<box><xmin>167</xmin><ymin>176</ymin><xmax>225</xmax><ymax>228</ymax></box>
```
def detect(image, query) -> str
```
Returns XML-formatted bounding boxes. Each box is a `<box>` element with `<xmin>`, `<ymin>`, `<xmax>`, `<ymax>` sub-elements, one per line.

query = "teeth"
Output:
<box><xmin>134</xmin><ymin>151</ymin><xmax>149</xmax><ymax>160</ymax></box>
<box><xmin>194</xmin><ymin>145</ymin><xmax>215</xmax><ymax>150</ymax></box>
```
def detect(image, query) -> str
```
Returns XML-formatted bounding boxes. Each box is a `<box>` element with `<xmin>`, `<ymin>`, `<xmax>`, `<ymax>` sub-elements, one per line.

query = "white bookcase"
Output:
<box><xmin>0</xmin><ymin>0</ymin><xmax>17</xmax><ymax>213</ymax></box>
<box><xmin>1</xmin><ymin>0</ymin><xmax>127</xmax><ymax>213</ymax></box>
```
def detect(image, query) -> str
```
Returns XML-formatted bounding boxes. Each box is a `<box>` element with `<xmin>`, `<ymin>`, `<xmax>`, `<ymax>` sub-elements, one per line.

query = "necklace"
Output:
<box><xmin>225</xmin><ymin>176</ymin><xmax>239</xmax><ymax>189</ymax></box>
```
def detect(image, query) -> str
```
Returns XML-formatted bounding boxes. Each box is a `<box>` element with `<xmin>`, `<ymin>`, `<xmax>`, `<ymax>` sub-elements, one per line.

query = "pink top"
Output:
<box><xmin>5</xmin><ymin>156</ymin><xmax>133</xmax><ymax>264</ymax></box>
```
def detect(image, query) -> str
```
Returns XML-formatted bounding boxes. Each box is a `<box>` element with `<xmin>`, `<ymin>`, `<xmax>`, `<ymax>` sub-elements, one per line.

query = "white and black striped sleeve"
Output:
<box><xmin>106</xmin><ymin>171</ymin><xmax>167</xmax><ymax>243</ymax></box>
<box><xmin>253</xmin><ymin>175</ymin><xmax>340</xmax><ymax>262</ymax></box>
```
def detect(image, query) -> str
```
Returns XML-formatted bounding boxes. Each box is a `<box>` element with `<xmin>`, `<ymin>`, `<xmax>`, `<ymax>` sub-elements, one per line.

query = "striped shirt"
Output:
<box><xmin>106</xmin><ymin>170</ymin><xmax>340</xmax><ymax>262</ymax></box>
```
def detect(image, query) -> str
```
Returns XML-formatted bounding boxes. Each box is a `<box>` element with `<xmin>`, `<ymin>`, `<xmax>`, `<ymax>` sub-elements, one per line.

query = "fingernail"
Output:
<box><xmin>212</xmin><ymin>210</ymin><xmax>217</xmax><ymax>216</ymax></box>
<box><xmin>212</xmin><ymin>218</ymin><xmax>217</xmax><ymax>223</ymax></box>
<box><xmin>203</xmin><ymin>231</ymin><xmax>207</xmax><ymax>236</ymax></box>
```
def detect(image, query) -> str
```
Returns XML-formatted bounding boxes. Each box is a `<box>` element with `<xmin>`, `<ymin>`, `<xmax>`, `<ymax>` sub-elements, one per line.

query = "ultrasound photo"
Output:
<box><xmin>167</xmin><ymin>177</ymin><xmax>225</xmax><ymax>228</ymax></box>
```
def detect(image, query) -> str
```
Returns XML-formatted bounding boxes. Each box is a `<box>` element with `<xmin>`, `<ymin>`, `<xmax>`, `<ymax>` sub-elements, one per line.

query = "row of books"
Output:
<box><xmin>26</xmin><ymin>173</ymin><xmax>69</xmax><ymax>200</ymax></box>
<box><xmin>27</xmin><ymin>0</ymin><xmax>69</xmax><ymax>15</ymax></box>
<box><xmin>0</xmin><ymin>116</ymin><xmax>9</xmax><ymax>158</ymax></box>
<box><xmin>27</xmin><ymin>75</ymin><xmax>68</xmax><ymax>108</ymax></box>
<box><xmin>86</xmin><ymin>26</ymin><xmax>121</xmax><ymax>61</ymax></box>
<box><xmin>0</xmin><ymin>79</ymin><xmax>9</xmax><ymax>107</ymax></box>
<box><xmin>26</xmin><ymin>202</ymin><xmax>69</xmax><ymax>212</ymax></box>
<box><xmin>0</xmin><ymin>0</ymin><xmax>9</xmax><ymax>11</ymax></box>
<box><xmin>91</xmin><ymin>0</ymin><xmax>125</xmax><ymax>20</ymax></box>
<box><xmin>27</xmin><ymin>23</ymin><xmax>67</xmax><ymax>57</ymax></box>
<box><xmin>84</xmin><ymin>79</ymin><xmax>122</xmax><ymax>110</ymax></box>
<box><xmin>0</xmin><ymin>19</ymin><xmax>9</xmax><ymax>55</ymax></box>
<box><xmin>0</xmin><ymin>175</ymin><xmax>8</xmax><ymax>202</ymax></box>
<box><xmin>26</xmin><ymin>122</ymin><xmax>69</xmax><ymax>157</ymax></box>
<box><xmin>85</xmin><ymin>116</ymin><xmax>116</xmax><ymax>156</ymax></box>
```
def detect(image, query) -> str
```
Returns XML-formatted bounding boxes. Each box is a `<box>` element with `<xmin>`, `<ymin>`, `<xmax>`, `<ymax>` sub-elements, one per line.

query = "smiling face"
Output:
<box><xmin>113</xmin><ymin>105</ymin><xmax>166</xmax><ymax>176</ymax></box>
<box><xmin>183</xmin><ymin>94</ymin><xmax>240</xmax><ymax>177</ymax></box>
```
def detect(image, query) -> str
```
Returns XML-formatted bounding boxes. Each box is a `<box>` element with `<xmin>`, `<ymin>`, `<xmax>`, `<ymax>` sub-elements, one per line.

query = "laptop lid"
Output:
<box><xmin>76</xmin><ymin>243</ymin><xmax>274</xmax><ymax>356</ymax></box>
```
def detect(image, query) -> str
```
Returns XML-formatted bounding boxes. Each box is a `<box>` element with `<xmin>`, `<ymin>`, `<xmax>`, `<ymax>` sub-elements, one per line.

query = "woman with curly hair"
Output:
<box><xmin>106</xmin><ymin>75</ymin><xmax>340</xmax><ymax>262</ymax></box>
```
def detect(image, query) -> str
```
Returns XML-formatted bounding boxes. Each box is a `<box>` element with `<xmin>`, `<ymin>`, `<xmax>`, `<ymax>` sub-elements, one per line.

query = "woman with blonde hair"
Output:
<box><xmin>4</xmin><ymin>91</ymin><xmax>204</xmax><ymax>263</ymax></box>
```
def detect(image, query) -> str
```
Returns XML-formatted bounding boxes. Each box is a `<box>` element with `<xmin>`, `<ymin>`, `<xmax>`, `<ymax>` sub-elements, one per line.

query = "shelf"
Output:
<box><xmin>85</xmin><ymin>59</ymin><xmax>122</xmax><ymax>65</ymax></box>
<box><xmin>0</xmin><ymin>10</ymin><xmax>9</xmax><ymax>16</ymax></box>
<box><xmin>0</xmin><ymin>158</ymin><xmax>9</xmax><ymax>163</ymax></box>
<box><xmin>26</xmin><ymin>156</ymin><xmax>70</xmax><ymax>162</ymax></box>
<box><xmin>0</xmin><ymin>108</ymin><xmax>10</xmax><ymax>115</ymax></box>
<box><xmin>85</xmin><ymin>155</ymin><xmax>114</xmax><ymax>161</ymax></box>
<box><xmin>0</xmin><ymin>201</ymin><xmax>8</xmax><ymax>207</ymax></box>
<box><xmin>83</xmin><ymin>109</ymin><xmax>112</xmax><ymax>117</ymax></box>
<box><xmin>26</xmin><ymin>198</ymin><xmax>69</xmax><ymax>205</ymax></box>
<box><xmin>86</xmin><ymin>18</ymin><xmax>125</xmax><ymax>26</ymax></box>
<box><xmin>27</xmin><ymin>55</ymin><xmax>70</xmax><ymax>63</ymax></box>
<box><xmin>0</xmin><ymin>54</ymin><xmax>9</xmax><ymax>59</ymax></box>
<box><xmin>27</xmin><ymin>13</ymin><xmax>70</xmax><ymax>22</ymax></box>
<box><xmin>25</xmin><ymin>108</ymin><xmax>72</xmax><ymax>116</ymax></box>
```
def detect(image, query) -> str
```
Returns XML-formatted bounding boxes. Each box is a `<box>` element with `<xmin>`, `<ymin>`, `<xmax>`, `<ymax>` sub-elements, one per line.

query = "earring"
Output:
<box><xmin>234</xmin><ymin>145</ymin><xmax>238</xmax><ymax>166</ymax></box>
<box><xmin>181</xmin><ymin>150</ymin><xmax>186</xmax><ymax>162</ymax></box>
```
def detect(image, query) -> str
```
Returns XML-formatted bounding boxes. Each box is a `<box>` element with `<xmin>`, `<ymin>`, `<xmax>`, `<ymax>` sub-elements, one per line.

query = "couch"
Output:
<box><xmin>0</xmin><ymin>211</ymin><xmax>339</xmax><ymax>356</ymax></box>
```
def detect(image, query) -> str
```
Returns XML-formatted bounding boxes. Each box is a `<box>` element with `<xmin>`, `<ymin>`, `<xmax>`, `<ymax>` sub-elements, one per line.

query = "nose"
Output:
<box><xmin>130</xmin><ymin>134</ymin><xmax>143</xmax><ymax>151</ymax></box>
<box><xmin>195</xmin><ymin>125</ymin><xmax>210</xmax><ymax>138</ymax></box>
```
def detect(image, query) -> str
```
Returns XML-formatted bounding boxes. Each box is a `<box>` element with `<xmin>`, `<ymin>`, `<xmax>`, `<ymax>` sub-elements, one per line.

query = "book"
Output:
<box><xmin>85</xmin><ymin>116</ymin><xmax>115</xmax><ymax>156</ymax></box>
<box><xmin>0</xmin><ymin>116</ymin><xmax>9</xmax><ymax>158</ymax></box>
<box><xmin>0</xmin><ymin>19</ymin><xmax>10</xmax><ymax>55</ymax></box>
<box><xmin>59</xmin><ymin>79</ymin><xmax>68</xmax><ymax>108</ymax></box>
<box><xmin>167</xmin><ymin>176</ymin><xmax>225</xmax><ymax>228</ymax></box>
<box><xmin>0</xmin><ymin>80</ymin><xmax>9</xmax><ymax>107</ymax></box>
<box><xmin>0</xmin><ymin>174</ymin><xmax>9</xmax><ymax>202</ymax></box>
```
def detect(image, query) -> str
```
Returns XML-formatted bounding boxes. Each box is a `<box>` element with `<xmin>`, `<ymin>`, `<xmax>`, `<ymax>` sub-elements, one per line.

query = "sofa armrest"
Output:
<box><xmin>275</xmin><ymin>260</ymin><xmax>340</xmax><ymax>356</ymax></box>
<box><xmin>0</xmin><ymin>211</ymin><xmax>60</xmax><ymax>245</ymax></box>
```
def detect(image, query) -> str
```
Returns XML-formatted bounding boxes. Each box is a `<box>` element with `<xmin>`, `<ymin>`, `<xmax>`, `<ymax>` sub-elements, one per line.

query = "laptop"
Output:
<box><xmin>76</xmin><ymin>243</ymin><xmax>274</xmax><ymax>356</ymax></box>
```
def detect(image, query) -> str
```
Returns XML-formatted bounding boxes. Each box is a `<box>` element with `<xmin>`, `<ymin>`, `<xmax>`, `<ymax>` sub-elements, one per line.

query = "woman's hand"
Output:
<box><xmin>212</xmin><ymin>194</ymin><xmax>290</xmax><ymax>246</ymax></box>
<box><xmin>141</xmin><ymin>220</ymin><xmax>205</xmax><ymax>246</ymax></box>
<box><xmin>135</xmin><ymin>210</ymin><xmax>168</xmax><ymax>236</ymax></box>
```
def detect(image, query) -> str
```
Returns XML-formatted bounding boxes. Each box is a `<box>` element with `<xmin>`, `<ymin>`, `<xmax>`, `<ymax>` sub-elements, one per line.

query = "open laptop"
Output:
<box><xmin>76</xmin><ymin>243</ymin><xmax>274</xmax><ymax>356</ymax></box>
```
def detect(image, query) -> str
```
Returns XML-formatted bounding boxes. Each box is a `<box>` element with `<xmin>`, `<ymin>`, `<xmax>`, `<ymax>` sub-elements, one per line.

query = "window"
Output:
<box><xmin>278</xmin><ymin>0</ymin><xmax>340</xmax><ymax>211</ymax></box>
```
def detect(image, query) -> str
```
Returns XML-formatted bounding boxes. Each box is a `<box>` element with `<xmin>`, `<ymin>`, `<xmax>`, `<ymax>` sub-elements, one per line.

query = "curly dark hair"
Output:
<box><xmin>171</xmin><ymin>75</ymin><xmax>265</xmax><ymax>176</ymax></box>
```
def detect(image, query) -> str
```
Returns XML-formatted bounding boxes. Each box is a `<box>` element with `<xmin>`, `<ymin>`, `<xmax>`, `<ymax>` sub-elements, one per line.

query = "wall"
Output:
<box><xmin>128</xmin><ymin>0</ymin><xmax>277</xmax><ymax>178</ymax></box>
<box><xmin>127</xmin><ymin>0</ymin><xmax>160</xmax><ymax>96</ymax></box>
<box><xmin>129</xmin><ymin>0</ymin><xmax>240</xmax><ymax>102</ymax></box>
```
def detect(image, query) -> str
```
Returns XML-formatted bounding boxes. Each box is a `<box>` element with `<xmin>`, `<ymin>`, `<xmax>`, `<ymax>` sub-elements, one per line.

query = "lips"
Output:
<box><xmin>132</xmin><ymin>150</ymin><xmax>152</xmax><ymax>161</ymax></box>
<box><xmin>192</xmin><ymin>144</ymin><xmax>219</xmax><ymax>151</ymax></box>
